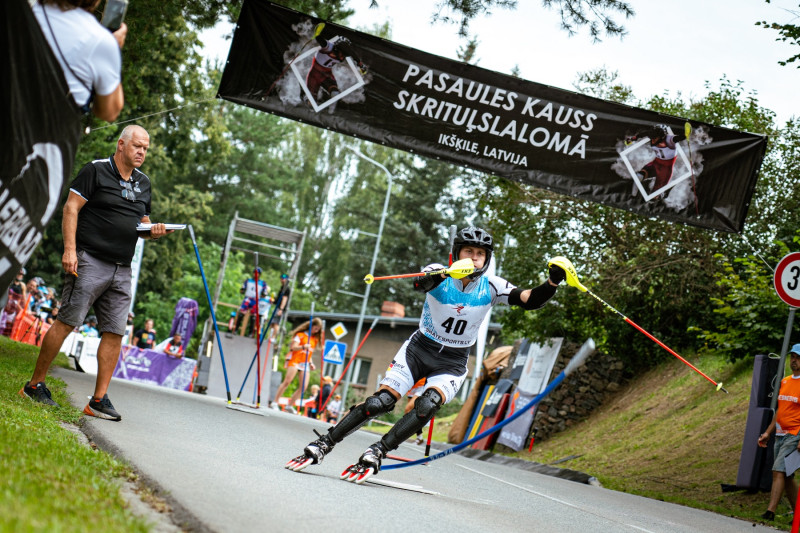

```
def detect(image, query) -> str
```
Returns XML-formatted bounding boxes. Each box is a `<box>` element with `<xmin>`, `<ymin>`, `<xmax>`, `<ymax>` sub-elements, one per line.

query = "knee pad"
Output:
<box><xmin>364</xmin><ymin>389</ymin><xmax>397</xmax><ymax>417</ymax></box>
<box><xmin>328</xmin><ymin>389</ymin><xmax>396</xmax><ymax>443</ymax></box>
<box><xmin>414</xmin><ymin>388</ymin><xmax>443</xmax><ymax>420</ymax></box>
<box><xmin>380</xmin><ymin>389</ymin><xmax>442</xmax><ymax>451</ymax></box>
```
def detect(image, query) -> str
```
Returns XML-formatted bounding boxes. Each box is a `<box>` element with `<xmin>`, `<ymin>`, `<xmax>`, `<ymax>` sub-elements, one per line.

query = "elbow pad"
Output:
<box><xmin>508</xmin><ymin>284</ymin><xmax>557</xmax><ymax>310</ymax></box>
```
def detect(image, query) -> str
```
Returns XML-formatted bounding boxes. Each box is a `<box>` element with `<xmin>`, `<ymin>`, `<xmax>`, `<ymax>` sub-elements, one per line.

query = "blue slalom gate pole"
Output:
<box><xmin>382</xmin><ymin>339</ymin><xmax>596</xmax><ymax>471</ymax></box>
<box><xmin>189</xmin><ymin>225</ymin><xmax>232</xmax><ymax>403</ymax></box>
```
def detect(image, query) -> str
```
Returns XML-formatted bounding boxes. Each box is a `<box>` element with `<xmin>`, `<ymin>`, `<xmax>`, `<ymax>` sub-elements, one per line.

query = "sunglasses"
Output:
<box><xmin>119</xmin><ymin>179</ymin><xmax>136</xmax><ymax>202</ymax></box>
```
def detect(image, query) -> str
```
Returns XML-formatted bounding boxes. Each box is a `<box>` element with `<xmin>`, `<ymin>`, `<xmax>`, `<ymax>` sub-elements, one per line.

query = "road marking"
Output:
<box><xmin>367</xmin><ymin>478</ymin><xmax>439</xmax><ymax>495</ymax></box>
<box><xmin>457</xmin><ymin>465</ymin><xmax>656</xmax><ymax>533</ymax></box>
<box><xmin>226</xmin><ymin>404</ymin><xmax>268</xmax><ymax>416</ymax></box>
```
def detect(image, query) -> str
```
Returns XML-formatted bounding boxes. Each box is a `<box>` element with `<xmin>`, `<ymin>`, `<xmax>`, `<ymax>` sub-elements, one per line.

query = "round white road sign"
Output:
<box><xmin>774</xmin><ymin>252</ymin><xmax>800</xmax><ymax>307</ymax></box>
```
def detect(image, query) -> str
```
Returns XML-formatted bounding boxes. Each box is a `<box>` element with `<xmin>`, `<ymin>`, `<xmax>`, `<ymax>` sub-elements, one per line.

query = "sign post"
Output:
<box><xmin>770</xmin><ymin>252</ymin><xmax>800</xmax><ymax>411</ymax></box>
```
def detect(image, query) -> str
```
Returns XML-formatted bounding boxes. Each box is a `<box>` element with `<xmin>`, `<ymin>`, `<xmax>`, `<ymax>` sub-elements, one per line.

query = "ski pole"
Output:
<box><xmin>298</xmin><ymin>303</ymin><xmax>315</xmax><ymax>415</ymax></box>
<box><xmin>320</xmin><ymin>317</ymin><xmax>379</xmax><ymax>414</ymax></box>
<box><xmin>318</xmin><ymin>320</ymin><xmax>326</xmax><ymax>419</ymax></box>
<box><xmin>383</xmin><ymin>339</ymin><xmax>596</xmax><ymax>470</ymax></box>
<box><xmin>238</xmin><ymin>284</ymin><xmax>289</xmax><ymax>403</ymax></box>
<box><xmin>259</xmin><ymin>284</ymin><xmax>288</xmax><ymax>401</ymax></box>
<box><xmin>189</xmin><ymin>225</ymin><xmax>232</xmax><ymax>403</ymax></box>
<box><xmin>685</xmin><ymin>122</ymin><xmax>699</xmax><ymax>216</ymax></box>
<box><xmin>253</xmin><ymin>256</ymin><xmax>262</xmax><ymax>407</ymax></box>
<box><xmin>364</xmin><ymin>258</ymin><xmax>474</xmax><ymax>284</ymax></box>
<box><xmin>548</xmin><ymin>256</ymin><xmax>728</xmax><ymax>393</ymax></box>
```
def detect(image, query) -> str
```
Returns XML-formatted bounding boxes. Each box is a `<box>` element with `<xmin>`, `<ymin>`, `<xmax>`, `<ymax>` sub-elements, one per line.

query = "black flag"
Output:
<box><xmin>0</xmin><ymin>0</ymin><xmax>82</xmax><ymax>291</ymax></box>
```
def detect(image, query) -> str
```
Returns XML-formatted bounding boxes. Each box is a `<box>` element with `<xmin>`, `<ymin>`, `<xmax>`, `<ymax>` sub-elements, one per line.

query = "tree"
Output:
<box><xmin>367</xmin><ymin>0</ymin><xmax>634</xmax><ymax>39</ymax></box>
<box><xmin>757</xmin><ymin>2</ymin><xmax>800</xmax><ymax>67</ymax></box>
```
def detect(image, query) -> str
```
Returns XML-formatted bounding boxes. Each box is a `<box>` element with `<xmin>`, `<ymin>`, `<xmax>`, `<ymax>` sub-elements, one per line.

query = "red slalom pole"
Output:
<box><xmin>320</xmin><ymin>317</ymin><xmax>379</xmax><ymax>414</ymax></box>
<box><xmin>317</xmin><ymin>320</ymin><xmax>326</xmax><ymax>419</ymax></box>
<box><xmin>253</xmin><ymin>260</ymin><xmax>262</xmax><ymax>407</ymax></box>
<box><xmin>298</xmin><ymin>303</ymin><xmax>315</xmax><ymax>415</ymax></box>
<box><xmin>585</xmin><ymin>287</ymin><xmax>728</xmax><ymax>393</ymax></box>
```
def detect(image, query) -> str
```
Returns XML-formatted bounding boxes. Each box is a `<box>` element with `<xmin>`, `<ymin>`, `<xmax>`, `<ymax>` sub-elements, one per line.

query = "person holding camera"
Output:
<box><xmin>32</xmin><ymin>0</ymin><xmax>127</xmax><ymax>121</ymax></box>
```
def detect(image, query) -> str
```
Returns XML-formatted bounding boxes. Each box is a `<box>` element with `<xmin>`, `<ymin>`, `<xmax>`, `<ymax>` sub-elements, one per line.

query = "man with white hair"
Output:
<box><xmin>20</xmin><ymin>125</ymin><xmax>171</xmax><ymax>420</ymax></box>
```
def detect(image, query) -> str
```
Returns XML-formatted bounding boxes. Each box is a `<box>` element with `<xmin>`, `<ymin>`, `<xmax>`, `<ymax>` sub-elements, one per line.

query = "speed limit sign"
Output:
<box><xmin>774</xmin><ymin>252</ymin><xmax>800</xmax><ymax>307</ymax></box>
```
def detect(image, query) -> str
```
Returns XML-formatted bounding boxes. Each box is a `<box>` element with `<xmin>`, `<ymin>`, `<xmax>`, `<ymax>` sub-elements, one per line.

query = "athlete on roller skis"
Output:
<box><xmin>286</xmin><ymin>226</ymin><xmax>567</xmax><ymax>483</ymax></box>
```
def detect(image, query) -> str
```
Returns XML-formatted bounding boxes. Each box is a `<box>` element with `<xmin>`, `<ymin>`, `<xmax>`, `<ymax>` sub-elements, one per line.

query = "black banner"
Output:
<box><xmin>0</xmin><ymin>0</ymin><xmax>82</xmax><ymax>291</ymax></box>
<box><xmin>219</xmin><ymin>0</ymin><xmax>767</xmax><ymax>233</ymax></box>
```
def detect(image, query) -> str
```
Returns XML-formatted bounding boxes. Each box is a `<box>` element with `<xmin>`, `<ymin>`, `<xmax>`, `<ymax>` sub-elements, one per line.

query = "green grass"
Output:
<box><xmin>0</xmin><ymin>337</ymin><xmax>150</xmax><ymax>533</ymax></box>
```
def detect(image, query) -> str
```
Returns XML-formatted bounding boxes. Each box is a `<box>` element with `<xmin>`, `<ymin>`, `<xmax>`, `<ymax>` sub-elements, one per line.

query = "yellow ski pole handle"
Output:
<box><xmin>364</xmin><ymin>258</ymin><xmax>474</xmax><ymax>284</ymax></box>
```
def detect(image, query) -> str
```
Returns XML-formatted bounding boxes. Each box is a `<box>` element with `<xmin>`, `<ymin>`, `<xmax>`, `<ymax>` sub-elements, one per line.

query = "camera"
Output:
<box><xmin>100</xmin><ymin>0</ymin><xmax>128</xmax><ymax>32</ymax></box>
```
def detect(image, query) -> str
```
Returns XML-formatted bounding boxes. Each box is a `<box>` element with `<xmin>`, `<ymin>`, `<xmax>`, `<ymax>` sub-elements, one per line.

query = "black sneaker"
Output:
<box><xmin>761</xmin><ymin>510</ymin><xmax>775</xmax><ymax>521</ymax></box>
<box><xmin>83</xmin><ymin>394</ymin><xmax>121</xmax><ymax>421</ymax></box>
<box><xmin>19</xmin><ymin>381</ymin><xmax>59</xmax><ymax>407</ymax></box>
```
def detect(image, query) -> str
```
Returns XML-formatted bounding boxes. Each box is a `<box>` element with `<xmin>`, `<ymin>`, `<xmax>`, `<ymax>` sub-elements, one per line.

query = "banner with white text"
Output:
<box><xmin>218</xmin><ymin>0</ymin><xmax>767</xmax><ymax>233</ymax></box>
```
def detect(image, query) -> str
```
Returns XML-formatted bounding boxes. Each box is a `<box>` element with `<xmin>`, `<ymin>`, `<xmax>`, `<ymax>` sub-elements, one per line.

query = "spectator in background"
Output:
<box><xmin>164</xmin><ymin>334</ymin><xmax>183</xmax><ymax>358</ymax></box>
<box><xmin>25</xmin><ymin>278</ymin><xmax>40</xmax><ymax>311</ymax></box>
<box><xmin>78</xmin><ymin>315</ymin><xmax>99</xmax><ymax>337</ymax></box>
<box><xmin>32</xmin><ymin>0</ymin><xmax>126</xmax><ymax>121</ymax></box>
<box><xmin>133</xmin><ymin>318</ymin><xmax>157</xmax><ymax>350</ymax></box>
<box><xmin>10</xmin><ymin>268</ymin><xmax>27</xmax><ymax>300</ymax></box>
<box><xmin>306</xmin><ymin>384</ymin><xmax>320</xmax><ymax>418</ymax></box>
<box><xmin>318</xmin><ymin>375</ymin><xmax>332</xmax><ymax>419</ymax></box>
<box><xmin>236</xmin><ymin>269</ymin><xmax>269</xmax><ymax>337</ymax></box>
<box><xmin>326</xmin><ymin>394</ymin><xmax>342</xmax><ymax>424</ymax></box>
<box><xmin>0</xmin><ymin>289</ymin><xmax>24</xmax><ymax>337</ymax></box>
<box><xmin>758</xmin><ymin>344</ymin><xmax>800</xmax><ymax>521</ymax></box>
<box><xmin>44</xmin><ymin>302</ymin><xmax>61</xmax><ymax>325</ymax></box>
<box><xmin>270</xmin><ymin>274</ymin><xmax>291</xmax><ymax>340</ymax></box>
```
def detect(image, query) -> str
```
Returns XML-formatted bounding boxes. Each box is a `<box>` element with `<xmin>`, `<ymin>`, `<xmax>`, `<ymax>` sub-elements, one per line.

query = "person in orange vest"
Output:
<box><xmin>758</xmin><ymin>344</ymin><xmax>800</xmax><ymax>521</ymax></box>
<box><xmin>271</xmin><ymin>318</ymin><xmax>322</xmax><ymax>412</ymax></box>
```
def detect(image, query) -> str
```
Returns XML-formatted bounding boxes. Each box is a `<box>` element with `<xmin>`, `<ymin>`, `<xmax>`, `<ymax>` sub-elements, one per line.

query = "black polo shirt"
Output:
<box><xmin>69</xmin><ymin>155</ymin><xmax>152</xmax><ymax>265</ymax></box>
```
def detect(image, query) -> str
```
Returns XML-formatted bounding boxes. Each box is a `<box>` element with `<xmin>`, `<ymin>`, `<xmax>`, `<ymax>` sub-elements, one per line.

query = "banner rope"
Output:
<box><xmin>88</xmin><ymin>97</ymin><xmax>218</xmax><ymax>132</ymax></box>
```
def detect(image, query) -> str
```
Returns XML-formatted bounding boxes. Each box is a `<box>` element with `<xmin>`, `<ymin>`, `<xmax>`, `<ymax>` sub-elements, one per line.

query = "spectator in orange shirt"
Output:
<box><xmin>758</xmin><ymin>344</ymin><xmax>800</xmax><ymax>521</ymax></box>
<box><xmin>271</xmin><ymin>318</ymin><xmax>322</xmax><ymax>412</ymax></box>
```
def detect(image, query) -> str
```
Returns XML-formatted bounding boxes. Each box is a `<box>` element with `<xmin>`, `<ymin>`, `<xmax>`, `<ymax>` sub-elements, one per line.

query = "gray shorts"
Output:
<box><xmin>772</xmin><ymin>433</ymin><xmax>800</xmax><ymax>473</ymax></box>
<box><xmin>58</xmin><ymin>249</ymin><xmax>132</xmax><ymax>336</ymax></box>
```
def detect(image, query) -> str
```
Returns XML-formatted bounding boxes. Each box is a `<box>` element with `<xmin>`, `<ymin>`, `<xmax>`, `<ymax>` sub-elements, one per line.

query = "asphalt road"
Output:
<box><xmin>53</xmin><ymin>367</ymin><xmax>771</xmax><ymax>533</ymax></box>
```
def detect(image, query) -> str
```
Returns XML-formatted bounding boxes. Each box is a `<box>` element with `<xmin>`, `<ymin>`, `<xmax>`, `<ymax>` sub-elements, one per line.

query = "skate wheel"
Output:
<box><xmin>292</xmin><ymin>457</ymin><xmax>314</xmax><ymax>472</ymax></box>
<box><xmin>286</xmin><ymin>455</ymin><xmax>312</xmax><ymax>472</ymax></box>
<box><xmin>354</xmin><ymin>467</ymin><xmax>375</xmax><ymax>484</ymax></box>
<box><xmin>340</xmin><ymin>464</ymin><xmax>359</xmax><ymax>481</ymax></box>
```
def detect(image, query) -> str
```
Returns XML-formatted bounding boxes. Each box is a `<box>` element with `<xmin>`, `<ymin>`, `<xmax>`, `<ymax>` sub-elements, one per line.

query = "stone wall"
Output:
<box><xmin>502</xmin><ymin>338</ymin><xmax>625</xmax><ymax>443</ymax></box>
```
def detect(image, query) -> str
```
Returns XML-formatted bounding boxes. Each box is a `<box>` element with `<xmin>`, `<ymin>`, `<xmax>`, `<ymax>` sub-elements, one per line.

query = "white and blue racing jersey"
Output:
<box><xmin>419</xmin><ymin>275</ymin><xmax>515</xmax><ymax>347</ymax></box>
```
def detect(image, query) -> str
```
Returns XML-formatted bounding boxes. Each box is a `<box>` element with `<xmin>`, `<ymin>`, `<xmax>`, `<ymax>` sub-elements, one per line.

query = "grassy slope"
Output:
<box><xmin>0</xmin><ymin>337</ymin><xmax>149</xmax><ymax>533</ymax></box>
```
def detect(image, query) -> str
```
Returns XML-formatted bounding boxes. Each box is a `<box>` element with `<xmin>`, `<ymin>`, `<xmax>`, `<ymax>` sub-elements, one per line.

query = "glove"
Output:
<box><xmin>548</xmin><ymin>264</ymin><xmax>566</xmax><ymax>285</ymax></box>
<box><xmin>414</xmin><ymin>263</ymin><xmax>447</xmax><ymax>293</ymax></box>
